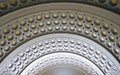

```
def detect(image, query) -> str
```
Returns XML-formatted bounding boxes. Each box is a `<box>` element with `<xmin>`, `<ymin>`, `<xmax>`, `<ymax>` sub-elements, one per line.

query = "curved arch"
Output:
<box><xmin>0</xmin><ymin>0</ymin><xmax>120</xmax><ymax>16</ymax></box>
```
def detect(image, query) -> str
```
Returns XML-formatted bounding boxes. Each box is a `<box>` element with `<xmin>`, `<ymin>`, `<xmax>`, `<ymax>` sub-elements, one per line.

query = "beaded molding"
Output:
<box><xmin>0</xmin><ymin>10</ymin><xmax>120</xmax><ymax>62</ymax></box>
<box><xmin>0</xmin><ymin>34</ymin><xmax>119</xmax><ymax>75</ymax></box>
<box><xmin>0</xmin><ymin>0</ymin><xmax>120</xmax><ymax>16</ymax></box>
<box><xmin>21</xmin><ymin>53</ymin><xmax>102</xmax><ymax>75</ymax></box>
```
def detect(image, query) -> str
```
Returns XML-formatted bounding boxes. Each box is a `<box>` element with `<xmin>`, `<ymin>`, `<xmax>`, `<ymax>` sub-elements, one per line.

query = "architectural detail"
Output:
<box><xmin>0</xmin><ymin>34</ymin><xmax>119</xmax><ymax>75</ymax></box>
<box><xmin>0</xmin><ymin>9</ymin><xmax>120</xmax><ymax>62</ymax></box>
<box><xmin>0</xmin><ymin>0</ymin><xmax>120</xmax><ymax>16</ymax></box>
<box><xmin>0</xmin><ymin>1</ymin><xmax>120</xmax><ymax>75</ymax></box>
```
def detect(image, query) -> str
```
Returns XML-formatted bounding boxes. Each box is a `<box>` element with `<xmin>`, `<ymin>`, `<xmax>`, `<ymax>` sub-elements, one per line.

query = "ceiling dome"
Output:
<box><xmin>0</xmin><ymin>1</ymin><xmax>120</xmax><ymax>75</ymax></box>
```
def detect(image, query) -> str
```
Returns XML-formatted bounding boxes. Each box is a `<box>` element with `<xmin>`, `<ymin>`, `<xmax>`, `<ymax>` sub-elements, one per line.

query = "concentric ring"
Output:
<box><xmin>0</xmin><ymin>2</ymin><xmax>120</xmax><ymax>75</ymax></box>
<box><xmin>0</xmin><ymin>34</ymin><xmax>119</xmax><ymax>75</ymax></box>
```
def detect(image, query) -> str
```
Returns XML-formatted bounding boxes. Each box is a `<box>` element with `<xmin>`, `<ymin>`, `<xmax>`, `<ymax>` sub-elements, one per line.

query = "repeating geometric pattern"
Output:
<box><xmin>0</xmin><ymin>34</ymin><xmax>119</xmax><ymax>75</ymax></box>
<box><xmin>0</xmin><ymin>1</ymin><xmax>120</xmax><ymax>75</ymax></box>
<box><xmin>0</xmin><ymin>10</ymin><xmax>120</xmax><ymax>62</ymax></box>
<box><xmin>0</xmin><ymin>0</ymin><xmax>120</xmax><ymax>16</ymax></box>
